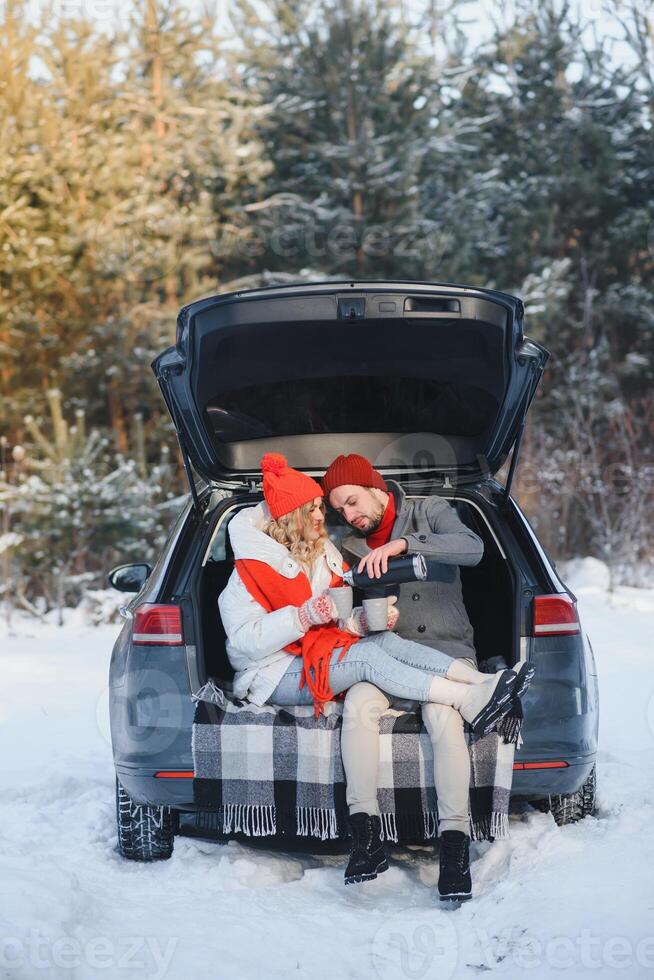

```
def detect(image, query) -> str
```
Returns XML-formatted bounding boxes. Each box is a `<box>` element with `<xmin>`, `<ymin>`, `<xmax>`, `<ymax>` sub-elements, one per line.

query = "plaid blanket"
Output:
<box><xmin>191</xmin><ymin>679</ymin><xmax>521</xmax><ymax>843</ymax></box>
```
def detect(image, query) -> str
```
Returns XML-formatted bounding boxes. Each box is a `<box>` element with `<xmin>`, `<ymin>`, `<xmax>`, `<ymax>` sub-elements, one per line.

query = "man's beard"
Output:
<box><xmin>346</xmin><ymin>498</ymin><xmax>385</xmax><ymax>538</ymax></box>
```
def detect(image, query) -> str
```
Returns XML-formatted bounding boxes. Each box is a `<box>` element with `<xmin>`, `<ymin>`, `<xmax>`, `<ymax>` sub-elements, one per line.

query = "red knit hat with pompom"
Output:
<box><xmin>260</xmin><ymin>453</ymin><xmax>323</xmax><ymax>519</ymax></box>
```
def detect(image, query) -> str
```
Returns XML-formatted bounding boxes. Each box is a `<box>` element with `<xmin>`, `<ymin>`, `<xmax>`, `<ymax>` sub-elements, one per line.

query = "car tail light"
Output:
<box><xmin>513</xmin><ymin>760</ymin><xmax>569</xmax><ymax>770</ymax></box>
<box><xmin>133</xmin><ymin>604</ymin><xmax>183</xmax><ymax>645</ymax></box>
<box><xmin>532</xmin><ymin>594</ymin><xmax>580</xmax><ymax>636</ymax></box>
<box><xmin>154</xmin><ymin>771</ymin><xmax>194</xmax><ymax>778</ymax></box>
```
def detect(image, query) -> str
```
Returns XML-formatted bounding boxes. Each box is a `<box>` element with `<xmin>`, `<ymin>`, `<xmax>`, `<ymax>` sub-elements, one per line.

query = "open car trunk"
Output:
<box><xmin>153</xmin><ymin>281</ymin><xmax>549</xmax><ymax>490</ymax></box>
<box><xmin>196</xmin><ymin>491</ymin><xmax>516</xmax><ymax>691</ymax></box>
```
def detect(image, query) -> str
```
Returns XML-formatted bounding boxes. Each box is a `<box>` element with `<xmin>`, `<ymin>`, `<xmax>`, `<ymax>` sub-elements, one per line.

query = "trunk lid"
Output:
<box><xmin>152</xmin><ymin>280</ymin><xmax>549</xmax><ymax>489</ymax></box>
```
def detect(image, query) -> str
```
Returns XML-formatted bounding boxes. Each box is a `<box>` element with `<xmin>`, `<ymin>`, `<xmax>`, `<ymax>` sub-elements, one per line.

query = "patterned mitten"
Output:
<box><xmin>298</xmin><ymin>591</ymin><xmax>338</xmax><ymax>632</ymax></box>
<box><xmin>339</xmin><ymin>606</ymin><xmax>369</xmax><ymax>636</ymax></box>
<box><xmin>341</xmin><ymin>597</ymin><xmax>399</xmax><ymax>635</ymax></box>
<box><xmin>387</xmin><ymin>596</ymin><xmax>399</xmax><ymax>630</ymax></box>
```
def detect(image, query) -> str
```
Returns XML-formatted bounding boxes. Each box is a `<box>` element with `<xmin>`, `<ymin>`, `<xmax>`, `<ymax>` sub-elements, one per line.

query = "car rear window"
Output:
<box><xmin>205</xmin><ymin>375</ymin><xmax>498</xmax><ymax>442</ymax></box>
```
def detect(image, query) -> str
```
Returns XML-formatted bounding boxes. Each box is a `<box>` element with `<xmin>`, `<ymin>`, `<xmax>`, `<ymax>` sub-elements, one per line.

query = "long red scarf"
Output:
<box><xmin>234</xmin><ymin>557</ymin><xmax>359</xmax><ymax>717</ymax></box>
<box><xmin>366</xmin><ymin>492</ymin><xmax>397</xmax><ymax>548</ymax></box>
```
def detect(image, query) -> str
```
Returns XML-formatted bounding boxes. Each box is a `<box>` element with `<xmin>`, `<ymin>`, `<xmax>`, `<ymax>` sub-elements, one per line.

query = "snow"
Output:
<box><xmin>559</xmin><ymin>555</ymin><xmax>612</xmax><ymax>593</ymax></box>
<box><xmin>0</xmin><ymin>532</ymin><xmax>23</xmax><ymax>555</ymax></box>
<box><xmin>1</xmin><ymin>560</ymin><xmax>654</xmax><ymax>979</ymax></box>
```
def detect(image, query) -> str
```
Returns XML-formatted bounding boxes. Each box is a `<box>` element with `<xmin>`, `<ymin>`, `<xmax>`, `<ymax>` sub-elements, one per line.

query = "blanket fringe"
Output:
<box><xmin>296</xmin><ymin>806</ymin><xmax>338</xmax><ymax>840</ymax></box>
<box><xmin>192</xmin><ymin>678</ymin><xmax>227</xmax><ymax>706</ymax></box>
<box><xmin>471</xmin><ymin>810</ymin><xmax>509</xmax><ymax>841</ymax></box>
<box><xmin>497</xmin><ymin>696</ymin><xmax>524</xmax><ymax>746</ymax></box>
<box><xmin>423</xmin><ymin>810</ymin><xmax>438</xmax><ymax>840</ymax></box>
<box><xmin>193</xmin><ymin>803</ymin><xmax>462</xmax><ymax>842</ymax></box>
<box><xmin>221</xmin><ymin>803</ymin><xmax>277</xmax><ymax>837</ymax></box>
<box><xmin>379</xmin><ymin>810</ymin><xmax>440</xmax><ymax>843</ymax></box>
<box><xmin>380</xmin><ymin>811</ymin><xmax>398</xmax><ymax>843</ymax></box>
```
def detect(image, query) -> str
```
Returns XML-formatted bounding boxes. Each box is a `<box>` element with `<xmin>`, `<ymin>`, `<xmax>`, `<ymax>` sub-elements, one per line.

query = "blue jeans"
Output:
<box><xmin>268</xmin><ymin>630</ymin><xmax>454</xmax><ymax>706</ymax></box>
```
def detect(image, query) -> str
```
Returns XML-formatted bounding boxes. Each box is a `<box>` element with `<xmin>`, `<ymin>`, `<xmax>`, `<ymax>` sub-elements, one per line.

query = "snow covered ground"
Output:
<box><xmin>1</xmin><ymin>557</ymin><xmax>654</xmax><ymax>980</ymax></box>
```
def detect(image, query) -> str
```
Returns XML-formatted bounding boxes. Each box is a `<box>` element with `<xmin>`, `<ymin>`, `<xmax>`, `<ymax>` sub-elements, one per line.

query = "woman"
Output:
<box><xmin>218</xmin><ymin>453</ymin><xmax>533</xmax><ymax>881</ymax></box>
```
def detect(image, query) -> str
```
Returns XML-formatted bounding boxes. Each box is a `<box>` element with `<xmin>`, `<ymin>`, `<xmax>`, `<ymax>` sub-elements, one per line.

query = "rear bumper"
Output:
<box><xmin>510</xmin><ymin>756</ymin><xmax>595</xmax><ymax>799</ymax></box>
<box><xmin>117</xmin><ymin>752</ymin><xmax>597</xmax><ymax>813</ymax></box>
<box><xmin>116</xmin><ymin>766</ymin><xmax>199</xmax><ymax>809</ymax></box>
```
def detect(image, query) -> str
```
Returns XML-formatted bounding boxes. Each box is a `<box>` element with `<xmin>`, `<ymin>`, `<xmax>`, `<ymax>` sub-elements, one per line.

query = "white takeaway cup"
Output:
<box><xmin>328</xmin><ymin>586</ymin><xmax>354</xmax><ymax>619</ymax></box>
<box><xmin>362</xmin><ymin>597</ymin><xmax>389</xmax><ymax>632</ymax></box>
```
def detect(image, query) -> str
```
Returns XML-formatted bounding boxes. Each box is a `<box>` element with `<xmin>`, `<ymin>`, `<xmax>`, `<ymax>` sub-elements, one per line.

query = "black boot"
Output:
<box><xmin>437</xmin><ymin>830</ymin><xmax>472</xmax><ymax>904</ymax></box>
<box><xmin>344</xmin><ymin>813</ymin><xmax>389</xmax><ymax>885</ymax></box>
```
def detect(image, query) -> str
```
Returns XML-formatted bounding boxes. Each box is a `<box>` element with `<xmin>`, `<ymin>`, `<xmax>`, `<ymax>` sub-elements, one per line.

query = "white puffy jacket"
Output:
<box><xmin>217</xmin><ymin>502</ymin><xmax>349</xmax><ymax>706</ymax></box>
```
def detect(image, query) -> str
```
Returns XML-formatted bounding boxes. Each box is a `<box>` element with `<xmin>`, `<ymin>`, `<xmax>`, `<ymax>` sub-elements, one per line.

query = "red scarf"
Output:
<box><xmin>234</xmin><ymin>557</ymin><xmax>359</xmax><ymax>717</ymax></box>
<box><xmin>366</xmin><ymin>492</ymin><xmax>396</xmax><ymax>548</ymax></box>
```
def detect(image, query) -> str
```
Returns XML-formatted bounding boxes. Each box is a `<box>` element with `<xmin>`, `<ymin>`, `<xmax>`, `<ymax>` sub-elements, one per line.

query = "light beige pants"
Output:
<box><xmin>340</xmin><ymin>657</ymin><xmax>476</xmax><ymax>835</ymax></box>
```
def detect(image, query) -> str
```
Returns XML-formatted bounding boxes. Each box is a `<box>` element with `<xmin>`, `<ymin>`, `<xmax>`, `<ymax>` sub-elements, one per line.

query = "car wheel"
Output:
<box><xmin>115</xmin><ymin>776</ymin><xmax>176</xmax><ymax>861</ymax></box>
<box><xmin>531</xmin><ymin>765</ymin><xmax>596</xmax><ymax>826</ymax></box>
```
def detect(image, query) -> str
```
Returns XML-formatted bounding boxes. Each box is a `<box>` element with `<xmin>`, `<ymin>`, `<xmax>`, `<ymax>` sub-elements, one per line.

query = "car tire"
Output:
<box><xmin>115</xmin><ymin>776</ymin><xmax>176</xmax><ymax>861</ymax></box>
<box><xmin>531</xmin><ymin>765</ymin><xmax>596</xmax><ymax>826</ymax></box>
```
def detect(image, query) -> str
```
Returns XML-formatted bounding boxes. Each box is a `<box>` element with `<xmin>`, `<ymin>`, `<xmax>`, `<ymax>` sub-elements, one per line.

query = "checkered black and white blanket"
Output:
<box><xmin>191</xmin><ymin>679</ymin><xmax>520</xmax><ymax>843</ymax></box>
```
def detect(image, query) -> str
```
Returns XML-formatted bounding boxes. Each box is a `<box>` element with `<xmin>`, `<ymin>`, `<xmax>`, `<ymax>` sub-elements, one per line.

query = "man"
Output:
<box><xmin>322</xmin><ymin>452</ymin><xmax>485</xmax><ymax>903</ymax></box>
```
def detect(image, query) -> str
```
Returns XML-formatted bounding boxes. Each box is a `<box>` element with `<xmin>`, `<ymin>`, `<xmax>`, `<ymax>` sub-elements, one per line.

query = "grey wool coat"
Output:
<box><xmin>342</xmin><ymin>481</ymin><xmax>484</xmax><ymax>663</ymax></box>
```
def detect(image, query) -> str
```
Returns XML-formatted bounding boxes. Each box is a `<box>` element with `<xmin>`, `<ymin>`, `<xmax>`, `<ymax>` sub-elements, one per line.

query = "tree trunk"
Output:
<box><xmin>147</xmin><ymin>0</ymin><xmax>165</xmax><ymax>140</ymax></box>
<box><xmin>346</xmin><ymin>92</ymin><xmax>365</xmax><ymax>271</ymax></box>
<box><xmin>108</xmin><ymin>382</ymin><xmax>129</xmax><ymax>455</ymax></box>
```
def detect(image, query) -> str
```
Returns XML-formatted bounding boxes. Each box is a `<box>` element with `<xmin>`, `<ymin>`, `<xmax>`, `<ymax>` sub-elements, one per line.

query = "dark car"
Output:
<box><xmin>108</xmin><ymin>280</ymin><xmax>599</xmax><ymax>861</ymax></box>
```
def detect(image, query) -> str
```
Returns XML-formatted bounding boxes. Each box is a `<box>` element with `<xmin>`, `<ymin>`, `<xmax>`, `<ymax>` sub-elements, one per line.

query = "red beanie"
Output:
<box><xmin>260</xmin><ymin>453</ymin><xmax>323</xmax><ymax>520</ymax></box>
<box><xmin>321</xmin><ymin>453</ymin><xmax>387</xmax><ymax>500</ymax></box>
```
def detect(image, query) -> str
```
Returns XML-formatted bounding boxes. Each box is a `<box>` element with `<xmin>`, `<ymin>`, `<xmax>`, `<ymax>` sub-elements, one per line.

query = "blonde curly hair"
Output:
<box><xmin>265</xmin><ymin>498</ymin><xmax>328</xmax><ymax>570</ymax></box>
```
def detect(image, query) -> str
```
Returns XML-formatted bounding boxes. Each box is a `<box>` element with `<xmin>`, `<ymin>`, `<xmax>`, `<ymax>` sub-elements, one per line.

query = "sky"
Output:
<box><xmin>18</xmin><ymin>0</ymin><xmax>639</xmax><ymax>68</ymax></box>
<box><xmin>17</xmin><ymin>0</ymin><xmax>643</xmax><ymax>106</ymax></box>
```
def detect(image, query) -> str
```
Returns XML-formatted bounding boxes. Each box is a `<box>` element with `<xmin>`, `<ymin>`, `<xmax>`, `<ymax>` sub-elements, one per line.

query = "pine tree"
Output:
<box><xmin>0</xmin><ymin>0</ymin><xmax>265</xmax><ymax>463</ymax></box>
<box><xmin>0</xmin><ymin>390</ymin><xmax>181</xmax><ymax>621</ymax></box>
<box><xmin>444</xmin><ymin>0</ymin><xmax>654</xmax><ymax>567</ymax></box>
<box><xmin>236</xmin><ymin>0</ymin><xmax>444</xmax><ymax>278</ymax></box>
